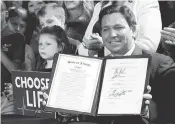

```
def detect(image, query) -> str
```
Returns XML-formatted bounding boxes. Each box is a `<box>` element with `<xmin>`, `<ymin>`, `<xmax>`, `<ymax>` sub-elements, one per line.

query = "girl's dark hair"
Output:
<box><xmin>40</xmin><ymin>25</ymin><xmax>73</xmax><ymax>54</ymax></box>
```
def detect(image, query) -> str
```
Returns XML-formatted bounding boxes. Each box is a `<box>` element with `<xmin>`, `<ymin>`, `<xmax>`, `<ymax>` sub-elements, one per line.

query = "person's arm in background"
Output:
<box><xmin>1</xmin><ymin>50</ymin><xmax>20</xmax><ymax>72</ymax></box>
<box><xmin>161</xmin><ymin>23</ymin><xmax>175</xmax><ymax>46</ymax></box>
<box><xmin>68</xmin><ymin>37</ymin><xmax>81</xmax><ymax>47</ymax></box>
<box><xmin>23</xmin><ymin>45</ymin><xmax>36</xmax><ymax>71</ymax></box>
<box><xmin>159</xmin><ymin>22</ymin><xmax>175</xmax><ymax>61</ymax></box>
<box><xmin>1</xmin><ymin>33</ymin><xmax>25</xmax><ymax>72</ymax></box>
<box><xmin>135</xmin><ymin>0</ymin><xmax>162</xmax><ymax>52</ymax></box>
<box><xmin>78</xmin><ymin>2</ymin><xmax>102</xmax><ymax>56</ymax></box>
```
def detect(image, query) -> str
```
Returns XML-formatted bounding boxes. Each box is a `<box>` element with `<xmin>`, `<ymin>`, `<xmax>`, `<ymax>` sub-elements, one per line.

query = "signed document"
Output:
<box><xmin>46</xmin><ymin>54</ymin><xmax>150</xmax><ymax>116</ymax></box>
<box><xmin>46</xmin><ymin>54</ymin><xmax>103</xmax><ymax>114</ymax></box>
<box><xmin>98</xmin><ymin>58</ymin><xmax>149</xmax><ymax>115</ymax></box>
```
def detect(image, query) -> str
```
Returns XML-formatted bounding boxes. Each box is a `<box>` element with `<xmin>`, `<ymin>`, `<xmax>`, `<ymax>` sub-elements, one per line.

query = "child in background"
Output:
<box><xmin>37</xmin><ymin>3</ymin><xmax>80</xmax><ymax>52</ymax></box>
<box><xmin>2</xmin><ymin>7</ymin><xmax>36</xmax><ymax>71</ymax></box>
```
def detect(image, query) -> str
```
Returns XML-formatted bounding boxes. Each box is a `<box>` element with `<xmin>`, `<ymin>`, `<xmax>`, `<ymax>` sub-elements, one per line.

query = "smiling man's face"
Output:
<box><xmin>101</xmin><ymin>12</ymin><xmax>134</xmax><ymax>56</ymax></box>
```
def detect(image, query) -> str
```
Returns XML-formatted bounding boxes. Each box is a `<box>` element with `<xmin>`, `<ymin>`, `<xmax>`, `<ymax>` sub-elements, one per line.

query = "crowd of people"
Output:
<box><xmin>1</xmin><ymin>0</ymin><xmax>175</xmax><ymax>124</ymax></box>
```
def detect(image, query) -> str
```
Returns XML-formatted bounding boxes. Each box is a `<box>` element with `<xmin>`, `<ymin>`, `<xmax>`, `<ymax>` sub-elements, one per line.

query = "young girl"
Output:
<box><xmin>36</xmin><ymin>25</ymin><xmax>75</xmax><ymax>72</ymax></box>
<box><xmin>37</xmin><ymin>25</ymin><xmax>79</xmax><ymax>123</ymax></box>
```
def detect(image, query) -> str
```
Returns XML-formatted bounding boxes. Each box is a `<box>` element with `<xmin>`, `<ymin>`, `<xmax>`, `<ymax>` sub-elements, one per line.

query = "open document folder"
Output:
<box><xmin>45</xmin><ymin>54</ymin><xmax>151</xmax><ymax>116</ymax></box>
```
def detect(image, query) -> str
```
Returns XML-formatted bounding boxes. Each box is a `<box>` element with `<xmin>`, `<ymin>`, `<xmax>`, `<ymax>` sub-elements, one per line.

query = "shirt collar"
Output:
<box><xmin>124</xmin><ymin>43</ymin><xmax>135</xmax><ymax>56</ymax></box>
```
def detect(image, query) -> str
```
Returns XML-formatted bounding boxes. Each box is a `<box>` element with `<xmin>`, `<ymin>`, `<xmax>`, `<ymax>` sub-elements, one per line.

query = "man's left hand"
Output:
<box><xmin>141</xmin><ymin>85</ymin><xmax>152</xmax><ymax>117</ymax></box>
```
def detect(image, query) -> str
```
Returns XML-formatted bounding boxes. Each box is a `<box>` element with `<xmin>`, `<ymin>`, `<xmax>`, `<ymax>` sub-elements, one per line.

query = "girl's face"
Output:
<box><xmin>64</xmin><ymin>1</ymin><xmax>82</xmax><ymax>10</ymax></box>
<box><xmin>38</xmin><ymin>34</ymin><xmax>61</xmax><ymax>60</ymax></box>
<box><xmin>28</xmin><ymin>0</ymin><xmax>45</xmax><ymax>15</ymax></box>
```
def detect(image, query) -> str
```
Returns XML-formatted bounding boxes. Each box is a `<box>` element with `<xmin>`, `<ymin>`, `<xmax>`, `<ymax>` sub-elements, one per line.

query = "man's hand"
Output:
<box><xmin>1</xmin><ymin>50</ymin><xmax>19</xmax><ymax>72</ymax></box>
<box><xmin>141</xmin><ymin>85</ymin><xmax>152</xmax><ymax>118</ymax></box>
<box><xmin>83</xmin><ymin>33</ymin><xmax>104</xmax><ymax>50</ymax></box>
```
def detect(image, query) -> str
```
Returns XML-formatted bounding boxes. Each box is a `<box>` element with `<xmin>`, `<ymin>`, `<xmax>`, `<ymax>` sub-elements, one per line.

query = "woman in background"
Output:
<box><xmin>63</xmin><ymin>1</ymin><xmax>94</xmax><ymax>22</ymax></box>
<box><xmin>63</xmin><ymin>1</ymin><xmax>100</xmax><ymax>44</ymax></box>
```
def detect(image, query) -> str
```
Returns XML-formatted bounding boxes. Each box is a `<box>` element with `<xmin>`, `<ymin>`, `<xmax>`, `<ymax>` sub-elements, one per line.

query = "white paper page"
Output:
<box><xmin>98</xmin><ymin>58</ymin><xmax>148</xmax><ymax>115</ymax></box>
<box><xmin>47</xmin><ymin>54</ymin><xmax>102</xmax><ymax>113</ymax></box>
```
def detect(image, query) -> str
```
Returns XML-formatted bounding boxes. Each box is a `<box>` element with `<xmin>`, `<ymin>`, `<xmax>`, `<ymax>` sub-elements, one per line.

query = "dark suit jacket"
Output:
<box><xmin>129</xmin><ymin>45</ymin><xmax>175</xmax><ymax>123</ymax></box>
<box><xmin>80</xmin><ymin>45</ymin><xmax>175</xmax><ymax>124</ymax></box>
<box><xmin>94</xmin><ymin>45</ymin><xmax>175</xmax><ymax>124</ymax></box>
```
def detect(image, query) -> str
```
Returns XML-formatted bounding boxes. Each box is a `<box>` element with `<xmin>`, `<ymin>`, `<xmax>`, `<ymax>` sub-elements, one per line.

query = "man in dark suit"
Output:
<box><xmin>42</xmin><ymin>4</ymin><xmax>174</xmax><ymax>124</ymax></box>
<box><xmin>98</xmin><ymin>4</ymin><xmax>175</xmax><ymax>124</ymax></box>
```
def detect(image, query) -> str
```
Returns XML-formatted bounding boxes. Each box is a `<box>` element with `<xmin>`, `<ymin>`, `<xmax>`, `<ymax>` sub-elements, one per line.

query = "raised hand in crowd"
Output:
<box><xmin>4</xmin><ymin>83</ymin><xmax>13</xmax><ymax>98</ymax></box>
<box><xmin>161</xmin><ymin>27</ymin><xmax>175</xmax><ymax>46</ymax></box>
<box><xmin>82</xmin><ymin>33</ymin><xmax>103</xmax><ymax>56</ymax></box>
<box><xmin>81</xmin><ymin>2</ymin><xmax>102</xmax><ymax>51</ymax></box>
<box><xmin>159</xmin><ymin>22</ymin><xmax>175</xmax><ymax>60</ymax></box>
<box><xmin>83</xmin><ymin>33</ymin><xmax>103</xmax><ymax>50</ymax></box>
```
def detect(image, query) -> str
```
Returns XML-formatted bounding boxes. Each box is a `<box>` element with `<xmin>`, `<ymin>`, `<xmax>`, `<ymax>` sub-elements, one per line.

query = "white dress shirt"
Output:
<box><xmin>110</xmin><ymin>44</ymin><xmax>135</xmax><ymax>57</ymax></box>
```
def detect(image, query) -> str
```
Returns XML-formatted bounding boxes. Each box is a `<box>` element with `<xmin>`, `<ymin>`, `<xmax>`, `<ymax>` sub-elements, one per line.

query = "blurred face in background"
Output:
<box><xmin>28</xmin><ymin>0</ymin><xmax>45</xmax><ymax>15</ymax></box>
<box><xmin>39</xmin><ymin>7</ymin><xmax>65</xmax><ymax>29</ymax></box>
<box><xmin>7</xmin><ymin>16</ymin><xmax>27</xmax><ymax>34</ymax></box>
<box><xmin>64</xmin><ymin>1</ymin><xmax>82</xmax><ymax>10</ymax></box>
<box><xmin>11</xmin><ymin>1</ymin><xmax>23</xmax><ymax>8</ymax></box>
